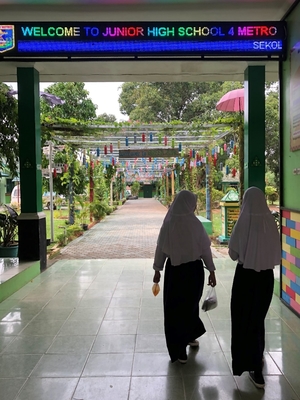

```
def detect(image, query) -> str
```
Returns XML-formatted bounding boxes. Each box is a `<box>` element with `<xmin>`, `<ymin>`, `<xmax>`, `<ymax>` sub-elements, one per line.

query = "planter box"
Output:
<box><xmin>0</xmin><ymin>245</ymin><xmax>19</xmax><ymax>258</ymax></box>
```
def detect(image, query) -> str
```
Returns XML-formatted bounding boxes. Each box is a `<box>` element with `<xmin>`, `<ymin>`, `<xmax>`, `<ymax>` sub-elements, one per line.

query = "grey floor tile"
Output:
<box><xmin>0</xmin><ymin>336</ymin><xmax>14</xmax><ymax>353</ymax></box>
<box><xmin>58</xmin><ymin>319</ymin><xmax>101</xmax><ymax>336</ymax></box>
<box><xmin>110</xmin><ymin>297</ymin><xmax>141</xmax><ymax>308</ymax></box>
<box><xmin>235</xmin><ymin>374</ymin><xmax>300</xmax><ymax>400</ymax></box>
<box><xmin>31</xmin><ymin>354</ymin><xmax>87</xmax><ymax>378</ymax></box>
<box><xmin>18</xmin><ymin>320</ymin><xmax>65</xmax><ymax>336</ymax></box>
<box><xmin>104</xmin><ymin>307</ymin><xmax>140</xmax><ymax>320</ymax></box>
<box><xmin>77</xmin><ymin>297</ymin><xmax>111</xmax><ymax>308</ymax></box>
<box><xmin>180</xmin><ymin>351</ymin><xmax>232</xmax><ymax>376</ymax></box>
<box><xmin>92</xmin><ymin>334</ymin><xmax>136</xmax><ymax>353</ymax></box>
<box><xmin>0</xmin><ymin>321</ymin><xmax>29</xmax><ymax>336</ymax></box>
<box><xmin>139</xmin><ymin>307</ymin><xmax>163</xmax><ymax>320</ymax></box>
<box><xmin>32</xmin><ymin>308</ymin><xmax>73</xmax><ymax>321</ymax></box>
<box><xmin>47</xmin><ymin>335</ymin><xmax>95</xmax><ymax>354</ymax></box>
<box><xmin>132</xmin><ymin>353</ymin><xmax>181</xmax><ymax>376</ymax></box>
<box><xmin>0</xmin><ymin>378</ymin><xmax>26</xmax><ymax>400</ymax></box>
<box><xmin>137</xmin><ymin>319</ymin><xmax>164</xmax><ymax>334</ymax></box>
<box><xmin>129</xmin><ymin>376</ymin><xmax>185</xmax><ymax>400</ymax></box>
<box><xmin>15</xmin><ymin>377</ymin><xmax>78</xmax><ymax>400</ymax></box>
<box><xmin>0</xmin><ymin>354</ymin><xmax>42</xmax><ymax>378</ymax></box>
<box><xmin>82</xmin><ymin>353</ymin><xmax>134</xmax><ymax>376</ymax></box>
<box><xmin>74</xmin><ymin>377</ymin><xmax>130</xmax><ymax>400</ymax></box>
<box><xmin>183</xmin><ymin>375</ymin><xmax>241</xmax><ymax>400</ymax></box>
<box><xmin>3</xmin><ymin>336</ymin><xmax>55</xmax><ymax>354</ymax></box>
<box><xmin>68</xmin><ymin>307</ymin><xmax>106</xmax><ymax>321</ymax></box>
<box><xmin>98</xmin><ymin>319</ymin><xmax>138</xmax><ymax>335</ymax></box>
<box><xmin>135</xmin><ymin>334</ymin><xmax>167</xmax><ymax>353</ymax></box>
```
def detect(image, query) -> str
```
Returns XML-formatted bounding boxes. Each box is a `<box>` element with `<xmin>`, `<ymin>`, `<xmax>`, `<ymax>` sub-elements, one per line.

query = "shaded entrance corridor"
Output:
<box><xmin>0</xmin><ymin>199</ymin><xmax>300</xmax><ymax>399</ymax></box>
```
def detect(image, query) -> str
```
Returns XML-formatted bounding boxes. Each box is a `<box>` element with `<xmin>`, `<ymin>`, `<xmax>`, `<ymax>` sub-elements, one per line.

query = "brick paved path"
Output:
<box><xmin>60</xmin><ymin>198</ymin><xmax>166</xmax><ymax>259</ymax></box>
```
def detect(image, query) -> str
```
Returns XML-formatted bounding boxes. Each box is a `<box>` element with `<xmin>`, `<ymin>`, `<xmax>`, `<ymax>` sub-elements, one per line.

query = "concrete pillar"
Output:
<box><xmin>244</xmin><ymin>66</ymin><xmax>266</xmax><ymax>192</ymax></box>
<box><xmin>17</xmin><ymin>67</ymin><xmax>47</xmax><ymax>270</ymax></box>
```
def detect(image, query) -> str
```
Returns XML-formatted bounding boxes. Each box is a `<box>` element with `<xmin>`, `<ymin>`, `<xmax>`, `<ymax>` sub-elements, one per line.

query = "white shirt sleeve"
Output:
<box><xmin>153</xmin><ymin>245</ymin><xmax>167</xmax><ymax>271</ymax></box>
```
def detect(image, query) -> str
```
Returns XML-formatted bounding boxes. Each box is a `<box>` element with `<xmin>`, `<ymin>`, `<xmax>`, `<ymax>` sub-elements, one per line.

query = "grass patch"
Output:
<box><xmin>44</xmin><ymin>209</ymin><xmax>70</xmax><ymax>241</ymax></box>
<box><xmin>199</xmin><ymin>209</ymin><xmax>222</xmax><ymax>237</ymax></box>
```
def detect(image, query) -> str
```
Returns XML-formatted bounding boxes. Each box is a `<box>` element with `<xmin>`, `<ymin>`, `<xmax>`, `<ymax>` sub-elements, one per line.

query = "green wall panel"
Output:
<box><xmin>282</xmin><ymin>3</ymin><xmax>300</xmax><ymax>210</ymax></box>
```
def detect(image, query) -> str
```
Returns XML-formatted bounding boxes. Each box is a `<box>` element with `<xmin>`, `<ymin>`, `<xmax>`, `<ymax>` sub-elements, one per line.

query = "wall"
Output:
<box><xmin>282</xmin><ymin>3</ymin><xmax>300</xmax><ymax>315</ymax></box>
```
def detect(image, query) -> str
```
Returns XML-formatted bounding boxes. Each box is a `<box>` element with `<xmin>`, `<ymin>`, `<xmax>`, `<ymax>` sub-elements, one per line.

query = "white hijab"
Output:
<box><xmin>229</xmin><ymin>186</ymin><xmax>281</xmax><ymax>272</ymax></box>
<box><xmin>157</xmin><ymin>190</ymin><xmax>211</xmax><ymax>266</ymax></box>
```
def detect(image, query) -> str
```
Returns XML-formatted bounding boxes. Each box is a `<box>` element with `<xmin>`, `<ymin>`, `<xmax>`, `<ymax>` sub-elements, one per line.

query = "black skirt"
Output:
<box><xmin>231</xmin><ymin>263</ymin><xmax>274</xmax><ymax>375</ymax></box>
<box><xmin>163</xmin><ymin>258</ymin><xmax>206</xmax><ymax>362</ymax></box>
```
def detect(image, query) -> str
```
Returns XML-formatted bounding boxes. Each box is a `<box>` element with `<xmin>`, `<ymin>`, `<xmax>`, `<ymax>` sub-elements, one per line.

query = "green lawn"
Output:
<box><xmin>199</xmin><ymin>209</ymin><xmax>222</xmax><ymax>237</ymax></box>
<box><xmin>44</xmin><ymin>209</ymin><xmax>70</xmax><ymax>241</ymax></box>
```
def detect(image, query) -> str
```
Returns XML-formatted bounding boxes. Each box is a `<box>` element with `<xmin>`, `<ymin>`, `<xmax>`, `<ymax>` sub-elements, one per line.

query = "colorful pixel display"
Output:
<box><xmin>0</xmin><ymin>22</ymin><xmax>286</xmax><ymax>58</ymax></box>
<box><xmin>281</xmin><ymin>209</ymin><xmax>300</xmax><ymax>316</ymax></box>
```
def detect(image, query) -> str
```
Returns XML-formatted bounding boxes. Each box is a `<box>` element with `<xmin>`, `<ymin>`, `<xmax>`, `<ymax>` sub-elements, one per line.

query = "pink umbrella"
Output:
<box><xmin>216</xmin><ymin>88</ymin><xmax>244</xmax><ymax>203</ymax></box>
<box><xmin>216</xmin><ymin>88</ymin><xmax>244</xmax><ymax>112</ymax></box>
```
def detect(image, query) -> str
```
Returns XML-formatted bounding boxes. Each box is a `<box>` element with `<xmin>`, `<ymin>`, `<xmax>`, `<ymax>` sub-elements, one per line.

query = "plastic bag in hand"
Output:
<box><xmin>152</xmin><ymin>283</ymin><xmax>160</xmax><ymax>296</ymax></box>
<box><xmin>202</xmin><ymin>286</ymin><xmax>217</xmax><ymax>312</ymax></box>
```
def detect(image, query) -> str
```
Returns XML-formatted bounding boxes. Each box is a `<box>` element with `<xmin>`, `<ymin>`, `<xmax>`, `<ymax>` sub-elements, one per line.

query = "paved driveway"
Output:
<box><xmin>59</xmin><ymin>198</ymin><xmax>167</xmax><ymax>259</ymax></box>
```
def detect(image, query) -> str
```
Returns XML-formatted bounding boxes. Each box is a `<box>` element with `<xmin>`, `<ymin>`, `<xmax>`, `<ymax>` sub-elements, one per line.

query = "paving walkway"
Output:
<box><xmin>59</xmin><ymin>198</ymin><xmax>225</xmax><ymax>260</ymax></box>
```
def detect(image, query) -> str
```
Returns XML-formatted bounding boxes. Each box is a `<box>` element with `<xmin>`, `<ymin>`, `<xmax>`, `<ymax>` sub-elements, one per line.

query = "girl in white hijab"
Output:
<box><xmin>229</xmin><ymin>186</ymin><xmax>281</xmax><ymax>389</ymax></box>
<box><xmin>153</xmin><ymin>190</ymin><xmax>216</xmax><ymax>363</ymax></box>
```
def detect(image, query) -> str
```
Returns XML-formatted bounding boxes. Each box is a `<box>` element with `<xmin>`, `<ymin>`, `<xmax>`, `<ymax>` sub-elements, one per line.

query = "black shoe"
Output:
<box><xmin>178</xmin><ymin>349</ymin><xmax>188</xmax><ymax>364</ymax></box>
<box><xmin>249</xmin><ymin>371</ymin><xmax>265</xmax><ymax>389</ymax></box>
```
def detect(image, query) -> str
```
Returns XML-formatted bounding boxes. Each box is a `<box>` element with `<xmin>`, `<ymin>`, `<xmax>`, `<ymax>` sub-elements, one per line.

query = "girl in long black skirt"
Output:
<box><xmin>153</xmin><ymin>190</ymin><xmax>217</xmax><ymax>363</ymax></box>
<box><xmin>228</xmin><ymin>187</ymin><xmax>281</xmax><ymax>389</ymax></box>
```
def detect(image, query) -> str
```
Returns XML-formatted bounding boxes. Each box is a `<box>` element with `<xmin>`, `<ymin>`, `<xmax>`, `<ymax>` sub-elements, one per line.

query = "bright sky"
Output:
<box><xmin>6</xmin><ymin>81</ymin><xmax>127</xmax><ymax>122</ymax></box>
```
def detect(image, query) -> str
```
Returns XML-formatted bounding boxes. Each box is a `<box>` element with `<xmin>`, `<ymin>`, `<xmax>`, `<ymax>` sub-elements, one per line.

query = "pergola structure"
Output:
<box><xmin>47</xmin><ymin>123</ymin><xmax>234</xmax><ymax>182</ymax></box>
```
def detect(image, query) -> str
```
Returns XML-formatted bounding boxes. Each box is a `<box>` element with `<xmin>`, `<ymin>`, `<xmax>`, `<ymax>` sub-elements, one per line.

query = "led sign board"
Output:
<box><xmin>0</xmin><ymin>22</ymin><xmax>286</xmax><ymax>58</ymax></box>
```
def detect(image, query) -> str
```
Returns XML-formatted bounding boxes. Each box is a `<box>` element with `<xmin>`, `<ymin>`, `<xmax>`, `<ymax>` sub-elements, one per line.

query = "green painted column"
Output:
<box><xmin>244</xmin><ymin>66</ymin><xmax>266</xmax><ymax>193</ymax></box>
<box><xmin>17</xmin><ymin>68</ymin><xmax>47</xmax><ymax>270</ymax></box>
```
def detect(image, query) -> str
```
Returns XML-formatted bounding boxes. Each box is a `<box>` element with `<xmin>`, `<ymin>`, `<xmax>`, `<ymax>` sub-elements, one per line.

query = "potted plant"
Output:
<box><xmin>79</xmin><ymin>204</ymin><xmax>90</xmax><ymax>231</ymax></box>
<box><xmin>0</xmin><ymin>204</ymin><xmax>19</xmax><ymax>257</ymax></box>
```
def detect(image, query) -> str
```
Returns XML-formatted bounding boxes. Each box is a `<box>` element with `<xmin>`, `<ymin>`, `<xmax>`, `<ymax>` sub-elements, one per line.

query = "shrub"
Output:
<box><xmin>90</xmin><ymin>200</ymin><xmax>109</xmax><ymax>221</ymax></box>
<box><xmin>265</xmin><ymin>186</ymin><xmax>278</xmax><ymax>204</ymax></box>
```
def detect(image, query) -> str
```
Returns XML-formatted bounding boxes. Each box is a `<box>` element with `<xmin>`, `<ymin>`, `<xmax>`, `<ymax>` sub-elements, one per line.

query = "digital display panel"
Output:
<box><xmin>0</xmin><ymin>22</ymin><xmax>286</xmax><ymax>58</ymax></box>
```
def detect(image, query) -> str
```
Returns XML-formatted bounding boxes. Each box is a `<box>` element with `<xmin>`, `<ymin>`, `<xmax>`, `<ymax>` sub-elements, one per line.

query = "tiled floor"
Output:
<box><xmin>0</xmin><ymin>258</ymin><xmax>34</xmax><ymax>284</ymax></box>
<box><xmin>0</xmin><ymin>257</ymin><xmax>300</xmax><ymax>400</ymax></box>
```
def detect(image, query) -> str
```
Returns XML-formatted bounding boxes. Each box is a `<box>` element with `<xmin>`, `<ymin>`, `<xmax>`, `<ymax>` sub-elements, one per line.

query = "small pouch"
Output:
<box><xmin>152</xmin><ymin>283</ymin><xmax>160</xmax><ymax>296</ymax></box>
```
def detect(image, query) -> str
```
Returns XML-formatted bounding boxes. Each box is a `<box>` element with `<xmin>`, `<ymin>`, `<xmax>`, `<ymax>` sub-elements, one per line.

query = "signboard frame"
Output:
<box><xmin>0</xmin><ymin>21</ymin><xmax>287</xmax><ymax>59</ymax></box>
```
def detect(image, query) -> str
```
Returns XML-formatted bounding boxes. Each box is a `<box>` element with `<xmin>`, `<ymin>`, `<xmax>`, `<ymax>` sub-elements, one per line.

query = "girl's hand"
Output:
<box><xmin>153</xmin><ymin>271</ymin><xmax>161</xmax><ymax>283</ymax></box>
<box><xmin>208</xmin><ymin>271</ymin><xmax>216</xmax><ymax>287</ymax></box>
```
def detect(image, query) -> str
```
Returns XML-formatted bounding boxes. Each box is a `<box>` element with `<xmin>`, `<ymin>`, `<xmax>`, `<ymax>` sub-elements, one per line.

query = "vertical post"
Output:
<box><xmin>171</xmin><ymin>170</ymin><xmax>175</xmax><ymax>199</ymax></box>
<box><xmin>49</xmin><ymin>142</ymin><xmax>54</xmax><ymax>242</ymax></box>
<box><xmin>110</xmin><ymin>180</ymin><xmax>113</xmax><ymax>206</ymax></box>
<box><xmin>244</xmin><ymin>66</ymin><xmax>266</xmax><ymax>192</ymax></box>
<box><xmin>166</xmin><ymin>173</ymin><xmax>169</xmax><ymax>199</ymax></box>
<box><xmin>89</xmin><ymin>151</ymin><xmax>94</xmax><ymax>222</ymax></box>
<box><xmin>17</xmin><ymin>67</ymin><xmax>47</xmax><ymax>270</ymax></box>
<box><xmin>69</xmin><ymin>153</ymin><xmax>75</xmax><ymax>225</ymax></box>
<box><xmin>206</xmin><ymin>163</ymin><xmax>211</xmax><ymax>220</ymax></box>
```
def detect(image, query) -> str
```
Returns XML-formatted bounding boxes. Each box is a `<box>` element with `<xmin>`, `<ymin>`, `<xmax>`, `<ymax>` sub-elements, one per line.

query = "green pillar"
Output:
<box><xmin>17</xmin><ymin>67</ymin><xmax>47</xmax><ymax>270</ymax></box>
<box><xmin>244</xmin><ymin>66</ymin><xmax>266</xmax><ymax>193</ymax></box>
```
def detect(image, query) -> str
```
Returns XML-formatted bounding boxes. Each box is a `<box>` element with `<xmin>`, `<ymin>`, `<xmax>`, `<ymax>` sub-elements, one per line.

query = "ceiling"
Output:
<box><xmin>0</xmin><ymin>0</ymin><xmax>297</xmax><ymax>82</ymax></box>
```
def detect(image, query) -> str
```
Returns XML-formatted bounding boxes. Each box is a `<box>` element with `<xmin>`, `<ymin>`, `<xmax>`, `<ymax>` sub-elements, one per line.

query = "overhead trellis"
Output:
<box><xmin>42</xmin><ymin>121</ymin><xmax>237</xmax><ymax>182</ymax></box>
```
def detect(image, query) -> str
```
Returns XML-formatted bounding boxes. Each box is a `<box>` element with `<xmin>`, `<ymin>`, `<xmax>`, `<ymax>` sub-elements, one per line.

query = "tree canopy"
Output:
<box><xmin>0</xmin><ymin>83</ymin><xmax>19</xmax><ymax>176</ymax></box>
<box><xmin>118</xmin><ymin>82</ymin><xmax>232</xmax><ymax>123</ymax></box>
<box><xmin>41</xmin><ymin>82</ymin><xmax>97</xmax><ymax>121</ymax></box>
